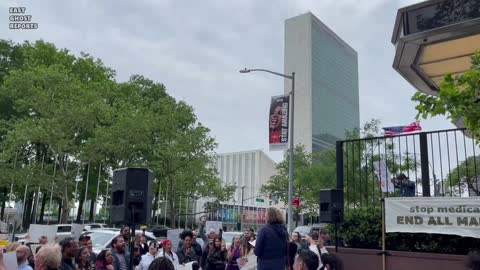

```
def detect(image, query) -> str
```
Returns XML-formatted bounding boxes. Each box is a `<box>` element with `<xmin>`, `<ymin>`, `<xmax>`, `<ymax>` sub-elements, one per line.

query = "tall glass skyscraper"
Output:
<box><xmin>285</xmin><ymin>12</ymin><xmax>360</xmax><ymax>153</ymax></box>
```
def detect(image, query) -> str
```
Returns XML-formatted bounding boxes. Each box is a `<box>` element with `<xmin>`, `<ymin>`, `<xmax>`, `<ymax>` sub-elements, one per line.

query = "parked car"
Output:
<box><xmin>293</xmin><ymin>224</ymin><xmax>327</xmax><ymax>239</ymax></box>
<box><xmin>82</xmin><ymin>229</ymin><xmax>159</xmax><ymax>254</ymax></box>
<box><xmin>150</xmin><ymin>225</ymin><xmax>170</xmax><ymax>237</ymax></box>
<box><xmin>17</xmin><ymin>224</ymin><xmax>77</xmax><ymax>244</ymax></box>
<box><xmin>84</xmin><ymin>223</ymin><xmax>108</xmax><ymax>231</ymax></box>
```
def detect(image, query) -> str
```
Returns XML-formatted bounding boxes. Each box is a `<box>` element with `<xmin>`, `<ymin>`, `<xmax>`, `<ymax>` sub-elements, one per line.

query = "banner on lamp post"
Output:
<box><xmin>385</xmin><ymin>197</ymin><xmax>480</xmax><ymax>238</ymax></box>
<box><xmin>269</xmin><ymin>95</ymin><xmax>289</xmax><ymax>151</ymax></box>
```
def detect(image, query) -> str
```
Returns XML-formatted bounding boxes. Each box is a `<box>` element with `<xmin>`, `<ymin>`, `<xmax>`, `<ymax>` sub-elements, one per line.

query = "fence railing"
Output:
<box><xmin>336</xmin><ymin>128</ymin><xmax>479</xmax><ymax>208</ymax></box>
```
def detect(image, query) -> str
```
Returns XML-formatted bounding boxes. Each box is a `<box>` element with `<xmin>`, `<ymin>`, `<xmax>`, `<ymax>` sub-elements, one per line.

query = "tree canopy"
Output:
<box><xmin>412</xmin><ymin>52</ymin><xmax>480</xmax><ymax>142</ymax></box>
<box><xmin>0</xmin><ymin>39</ymin><xmax>234</xmax><ymax>227</ymax></box>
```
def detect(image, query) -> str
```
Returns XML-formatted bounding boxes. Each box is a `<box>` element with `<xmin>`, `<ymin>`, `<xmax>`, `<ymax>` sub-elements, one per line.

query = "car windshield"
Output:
<box><xmin>84</xmin><ymin>232</ymin><xmax>116</xmax><ymax>248</ymax></box>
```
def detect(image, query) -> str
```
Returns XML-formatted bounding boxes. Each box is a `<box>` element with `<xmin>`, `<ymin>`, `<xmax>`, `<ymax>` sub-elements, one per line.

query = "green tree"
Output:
<box><xmin>261</xmin><ymin>119</ymin><xmax>420</xmax><ymax>218</ymax></box>
<box><xmin>412</xmin><ymin>52</ymin><xmax>480</xmax><ymax>142</ymax></box>
<box><xmin>446</xmin><ymin>155</ymin><xmax>480</xmax><ymax>196</ymax></box>
<box><xmin>0</xmin><ymin>40</ymin><xmax>235</xmax><ymax>227</ymax></box>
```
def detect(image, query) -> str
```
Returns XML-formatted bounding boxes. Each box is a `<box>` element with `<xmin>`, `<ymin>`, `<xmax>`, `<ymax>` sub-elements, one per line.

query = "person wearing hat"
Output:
<box><xmin>79</xmin><ymin>235</ymin><xmax>96</xmax><ymax>266</ymax></box>
<box><xmin>159</xmin><ymin>240</ymin><xmax>179</xmax><ymax>270</ymax></box>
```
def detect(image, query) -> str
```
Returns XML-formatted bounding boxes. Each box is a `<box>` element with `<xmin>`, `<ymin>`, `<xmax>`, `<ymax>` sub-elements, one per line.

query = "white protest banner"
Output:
<box><xmin>0</xmin><ymin>221</ymin><xmax>8</xmax><ymax>233</ymax></box>
<box><xmin>28</xmin><ymin>224</ymin><xmax>57</xmax><ymax>243</ymax></box>
<box><xmin>4</xmin><ymin>251</ymin><xmax>18</xmax><ymax>270</ymax></box>
<box><xmin>71</xmin><ymin>224</ymin><xmax>85</xmax><ymax>239</ymax></box>
<box><xmin>237</xmin><ymin>254</ymin><xmax>257</xmax><ymax>270</ymax></box>
<box><xmin>179</xmin><ymin>261</ymin><xmax>195</xmax><ymax>270</ymax></box>
<box><xmin>373</xmin><ymin>160</ymin><xmax>394</xmax><ymax>193</ymax></box>
<box><xmin>206</xmin><ymin>221</ymin><xmax>222</xmax><ymax>234</ymax></box>
<box><xmin>385</xmin><ymin>197</ymin><xmax>480</xmax><ymax>238</ymax></box>
<box><xmin>167</xmin><ymin>229</ymin><xmax>183</xmax><ymax>252</ymax></box>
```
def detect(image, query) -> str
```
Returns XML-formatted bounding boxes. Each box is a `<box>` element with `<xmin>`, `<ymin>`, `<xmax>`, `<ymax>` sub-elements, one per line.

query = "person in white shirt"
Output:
<box><xmin>307</xmin><ymin>231</ymin><xmax>328</xmax><ymax>270</ymax></box>
<box><xmin>136</xmin><ymin>241</ymin><xmax>160</xmax><ymax>270</ymax></box>
<box><xmin>159</xmin><ymin>240</ymin><xmax>180</xmax><ymax>270</ymax></box>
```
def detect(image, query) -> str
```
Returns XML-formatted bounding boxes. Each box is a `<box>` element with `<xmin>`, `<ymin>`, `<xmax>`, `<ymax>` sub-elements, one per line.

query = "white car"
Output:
<box><xmin>82</xmin><ymin>229</ymin><xmax>159</xmax><ymax>254</ymax></box>
<box><xmin>84</xmin><ymin>223</ymin><xmax>108</xmax><ymax>231</ymax></box>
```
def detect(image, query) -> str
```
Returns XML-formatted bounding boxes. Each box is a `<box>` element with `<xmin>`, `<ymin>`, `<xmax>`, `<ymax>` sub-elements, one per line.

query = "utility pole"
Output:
<box><xmin>240</xmin><ymin>186</ymin><xmax>246</xmax><ymax>231</ymax></box>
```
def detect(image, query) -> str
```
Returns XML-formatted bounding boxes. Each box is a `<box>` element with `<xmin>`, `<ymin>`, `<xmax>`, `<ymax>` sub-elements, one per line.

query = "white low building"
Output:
<box><xmin>195</xmin><ymin>149</ymin><xmax>278</xmax><ymax>229</ymax></box>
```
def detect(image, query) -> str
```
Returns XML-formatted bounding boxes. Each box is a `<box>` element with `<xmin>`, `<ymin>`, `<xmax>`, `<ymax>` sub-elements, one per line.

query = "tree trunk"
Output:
<box><xmin>89</xmin><ymin>199</ymin><xmax>94</xmax><ymax>221</ymax></box>
<box><xmin>168</xmin><ymin>179</ymin><xmax>176</xmax><ymax>228</ymax></box>
<box><xmin>23</xmin><ymin>192</ymin><xmax>34</xmax><ymax>230</ymax></box>
<box><xmin>57</xmin><ymin>199</ymin><xmax>62</xmax><ymax>224</ymax></box>
<box><xmin>30</xmin><ymin>191</ymin><xmax>38</xmax><ymax>224</ymax></box>
<box><xmin>39</xmin><ymin>193</ymin><xmax>47</xmax><ymax>223</ymax></box>
<box><xmin>152</xmin><ymin>184</ymin><xmax>160</xmax><ymax>222</ymax></box>
<box><xmin>0</xmin><ymin>187</ymin><xmax>7</xmax><ymax>220</ymax></box>
<box><xmin>60</xmin><ymin>185</ymin><xmax>70</xmax><ymax>224</ymax></box>
<box><xmin>76</xmin><ymin>197</ymin><xmax>84</xmax><ymax>223</ymax></box>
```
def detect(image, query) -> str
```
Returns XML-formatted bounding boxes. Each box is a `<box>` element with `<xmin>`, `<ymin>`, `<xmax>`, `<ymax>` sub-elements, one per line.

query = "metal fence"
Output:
<box><xmin>336</xmin><ymin>128</ymin><xmax>479</xmax><ymax>208</ymax></box>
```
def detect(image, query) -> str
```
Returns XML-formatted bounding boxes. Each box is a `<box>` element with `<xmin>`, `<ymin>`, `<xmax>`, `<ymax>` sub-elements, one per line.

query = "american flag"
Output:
<box><xmin>383</xmin><ymin>121</ymin><xmax>422</xmax><ymax>136</ymax></box>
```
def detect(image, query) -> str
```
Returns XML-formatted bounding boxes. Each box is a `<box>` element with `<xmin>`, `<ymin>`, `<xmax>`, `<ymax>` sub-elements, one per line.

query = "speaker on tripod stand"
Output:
<box><xmin>110</xmin><ymin>168</ymin><xmax>153</xmax><ymax>270</ymax></box>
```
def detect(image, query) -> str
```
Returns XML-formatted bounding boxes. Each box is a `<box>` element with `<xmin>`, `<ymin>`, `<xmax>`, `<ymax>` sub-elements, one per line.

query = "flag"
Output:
<box><xmin>383</xmin><ymin>121</ymin><xmax>422</xmax><ymax>136</ymax></box>
<box><xmin>373</xmin><ymin>161</ymin><xmax>395</xmax><ymax>193</ymax></box>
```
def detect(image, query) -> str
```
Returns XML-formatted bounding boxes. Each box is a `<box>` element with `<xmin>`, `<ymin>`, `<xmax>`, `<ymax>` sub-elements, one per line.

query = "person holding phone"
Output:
<box><xmin>206</xmin><ymin>237</ymin><xmax>226</xmax><ymax>270</ymax></box>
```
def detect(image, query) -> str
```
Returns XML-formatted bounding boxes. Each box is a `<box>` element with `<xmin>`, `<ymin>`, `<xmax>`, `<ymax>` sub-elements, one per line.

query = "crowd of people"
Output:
<box><xmin>1</xmin><ymin>206</ymin><xmax>478</xmax><ymax>270</ymax></box>
<box><xmin>0</xmin><ymin>217</ymin><xmax>257</xmax><ymax>270</ymax></box>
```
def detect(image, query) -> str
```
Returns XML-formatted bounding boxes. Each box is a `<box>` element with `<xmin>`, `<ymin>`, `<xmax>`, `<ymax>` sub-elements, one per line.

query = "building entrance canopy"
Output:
<box><xmin>392</xmin><ymin>0</ymin><xmax>480</xmax><ymax>95</ymax></box>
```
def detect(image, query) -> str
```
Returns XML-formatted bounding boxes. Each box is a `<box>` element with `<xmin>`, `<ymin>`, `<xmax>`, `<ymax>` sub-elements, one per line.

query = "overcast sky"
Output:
<box><xmin>1</xmin><ymin>0</ymin><xmax>457</xmax><ymax>162</ymax></box>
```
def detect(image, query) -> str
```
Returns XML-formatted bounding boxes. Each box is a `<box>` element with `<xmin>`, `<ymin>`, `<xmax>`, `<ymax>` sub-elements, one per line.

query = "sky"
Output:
<box><xmin>0</xmin><ymin>0</ymin><xmax>459</xmax><ymax>163</ymax></box>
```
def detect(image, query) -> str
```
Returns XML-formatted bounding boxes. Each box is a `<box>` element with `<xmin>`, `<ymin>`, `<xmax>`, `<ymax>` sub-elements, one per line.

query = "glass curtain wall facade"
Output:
<box><xmin>285</xmin><ymin>12</ymin><xmax>360</xmax><ymax>153</ymax></box>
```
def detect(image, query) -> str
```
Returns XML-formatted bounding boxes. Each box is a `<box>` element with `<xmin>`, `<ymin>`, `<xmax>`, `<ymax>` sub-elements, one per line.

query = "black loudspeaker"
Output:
<box><xmin>319</xmin><ymin>189</ymin><xmax>344</xmax><ymax>224</ymax></box>
<box><xmin>110</xmin><ymin>168</ymin><xmax>153</xmax><ymax>225</ymax></box>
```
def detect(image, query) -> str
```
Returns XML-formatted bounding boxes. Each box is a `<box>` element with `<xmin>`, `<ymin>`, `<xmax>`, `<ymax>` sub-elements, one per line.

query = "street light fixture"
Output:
<box><xmin>239</xmin><ymin>67</ymin><xmax>295</xmax><ymax>232</ymax></box>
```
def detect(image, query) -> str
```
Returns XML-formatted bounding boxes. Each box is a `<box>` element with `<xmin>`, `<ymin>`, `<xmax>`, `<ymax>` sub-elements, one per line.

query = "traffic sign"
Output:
<box><xmin>256</xmin><ymin>198</ymin><xmax>264</xmax><ymax>202</ymax></box>
<box><xmin>292</xmin><ymin>197</ymin><xmax>301</xmax><ymax>206</ymax></box>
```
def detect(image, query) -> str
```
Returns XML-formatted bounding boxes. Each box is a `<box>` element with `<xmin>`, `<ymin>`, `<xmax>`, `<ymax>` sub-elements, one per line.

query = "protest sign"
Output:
<box><xmin>167</xmin><ymin>229</ymin><xmax>183</xmax><ymax>252</ymax></box>
<box><xmin>4</xmin><ymin>251</ymin><xmax>18</xmax><ymax>270</ymax></box>
<box><xmin>237</xmin><ymin>254</ymin><xmax>257</xmax><ymax>270</ymax></box>
<box><xmin>71</xmin><ymin>224</ymin><xmax>85</xmax><ymax>239</ymax></box>
<box><xmin>206</xmin><ymin>221</ymin><xmax>222</xmax><ymax>234</ymax></box>
<box><xmin>28</xmin><ymin>224</ymin><xmax>57</xmax><ymax>243</ymax></box>
<box><xmin>385</xmin><ymin>197</ymin><xmax>480</xmax><ymax>238</ymax></box>
<box><xmin>179</xmin><ymin>261</ymin><xmax>195</xmax><ymax>270</ymax></box>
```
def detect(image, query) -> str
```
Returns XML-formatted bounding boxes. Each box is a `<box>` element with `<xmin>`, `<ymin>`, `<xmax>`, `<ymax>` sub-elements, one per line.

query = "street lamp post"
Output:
<box><xmin>239</xmin><ymin>68</ymin><xmax>295</xmax><ymax>232</ymax></box>
<box><xmin>240</xmin><ymin>186</ymin><xmax>246</xmax><ymax>231</ymax></box>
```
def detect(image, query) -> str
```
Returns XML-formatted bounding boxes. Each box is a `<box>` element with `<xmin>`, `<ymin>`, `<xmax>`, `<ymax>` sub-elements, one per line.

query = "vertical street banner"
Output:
<box><xmin>373</xmin><ymin>160</ymin><xmax>395</xmax><ymax>193</ymax></box>
<box><xmin>269</xmin><ymin>95</ymin><xmax>290</xmax><ymax>151</ymax></box>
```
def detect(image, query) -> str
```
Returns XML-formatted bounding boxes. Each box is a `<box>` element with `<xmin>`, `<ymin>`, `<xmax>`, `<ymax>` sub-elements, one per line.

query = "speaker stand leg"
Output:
<box><xmin>334</xmin><ymin>221</ymin><xmax>338</xmax><ymax>253</ymax></box>
<box><xmin>129</xmin><ymin>206</ymin><xmax>136</xmax><ymax>270</ymax></box>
